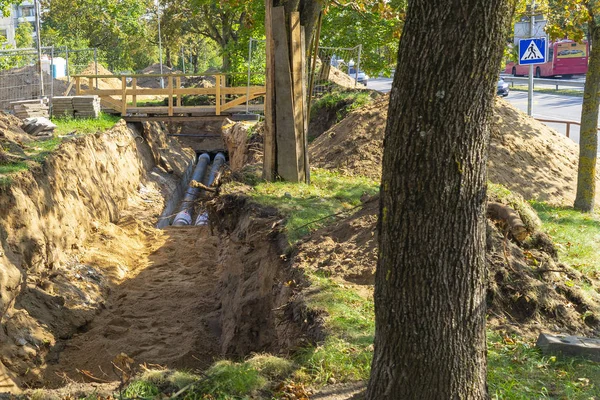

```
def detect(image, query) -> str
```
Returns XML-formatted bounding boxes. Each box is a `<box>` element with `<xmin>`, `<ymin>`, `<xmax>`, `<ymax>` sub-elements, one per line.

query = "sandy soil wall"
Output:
<box><xmin>0</xmin><ymin>121</ymin><xmax>194</xmax><ymax>392</ymax></box>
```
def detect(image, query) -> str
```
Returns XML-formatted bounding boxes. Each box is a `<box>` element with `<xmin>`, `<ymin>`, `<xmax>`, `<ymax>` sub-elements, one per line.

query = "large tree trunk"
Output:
<box><xmin>574</xmin><ymin>17</ymin><xmax>600</xmax><ymax>212</ymax></box>
<box><xmin>366</xmin><ymin>1</ymin><xmax>513</xmax><ymax>399</ymax></box>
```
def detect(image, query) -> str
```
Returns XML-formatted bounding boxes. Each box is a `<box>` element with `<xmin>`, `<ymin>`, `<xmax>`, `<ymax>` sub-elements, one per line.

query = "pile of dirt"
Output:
<box><xmin>51</xmin><ymin>64</ymin><xmax>122</xmax><ymax>97</ymax></box>
<box><xmin>310</xmin><ymin>94</ymin><xmax>388</xmax><ymax>179</ymax></box>
<box><xmin>186</xmin><ymin>76</ymin><xmax>215</xmax><ymax>88</ymax></box>
<box><xmin>310</xmin><ymin>96</ymin><xmax>600</xmax><ymax>206</ymax></box>
<box><xmin>293</xmin><ymin>193</ymin><xmax>600</xmax><ymax>338</ymax></box>
<box><xmin>136</xmin><ymin>63</ymin><xmax>186</xmax><ymax>89</ymax></box>
<box><xmin>328</xmin><ymin>65</ymin><xmax>359</xmax><ymax>88</ymax></box>
<box><xmin>0</xmin><ymin>111</ymin><xmax>33</xmax><ymax>165</ymax></box>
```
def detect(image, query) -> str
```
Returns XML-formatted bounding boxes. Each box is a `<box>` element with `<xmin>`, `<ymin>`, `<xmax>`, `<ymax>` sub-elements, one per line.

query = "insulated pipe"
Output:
<box><xmin>195</xmin><ymin>152</ymin><xmax>227</xmax><ymax>226</ymax></box>
<box><xmin>206</xmin><ymin>152</ymin><xmax>226</xmax><ymax>187</ymax></box>
<box><xmin>172</xmin><ymin>153</ymin><xmax>210</xmax><ymax>226</ymax></box>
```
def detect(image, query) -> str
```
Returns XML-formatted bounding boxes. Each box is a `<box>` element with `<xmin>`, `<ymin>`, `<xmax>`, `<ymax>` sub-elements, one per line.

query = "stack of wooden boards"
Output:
<box><xmin>10</xmin><ymin>99</ymin><xmax>49</xmax><ymax>119</ymax></box>
<box><xmin>52</xmin><ymin>95</ymin><xmax>101</xmax><ymax>118</ymax></box>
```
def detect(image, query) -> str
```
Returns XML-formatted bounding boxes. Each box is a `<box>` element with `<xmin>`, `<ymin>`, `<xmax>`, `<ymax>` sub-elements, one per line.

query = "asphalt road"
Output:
<box><xmin>367</xmin><ymin>77</ymin><xmax>584</xmax><ymax>145</ymax></box>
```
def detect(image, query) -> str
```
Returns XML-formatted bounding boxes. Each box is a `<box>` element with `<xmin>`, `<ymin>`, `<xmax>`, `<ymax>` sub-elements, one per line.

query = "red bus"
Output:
<box><xmin>504</xmin><ymin>39</ymin><xmax>588</xmax><ymax>78</ymax></box>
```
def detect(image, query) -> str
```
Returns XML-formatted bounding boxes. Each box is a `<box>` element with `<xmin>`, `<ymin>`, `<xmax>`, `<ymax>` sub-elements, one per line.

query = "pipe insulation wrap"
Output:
<box><xmin>194</xmin><ymin>152</ymin><xmax>226</xmax><ymax>226</ymax></box>
<box><xmin>172</xmin><ymin>153</ymin><xmax>211</xmax><ymax>226</ymax></box>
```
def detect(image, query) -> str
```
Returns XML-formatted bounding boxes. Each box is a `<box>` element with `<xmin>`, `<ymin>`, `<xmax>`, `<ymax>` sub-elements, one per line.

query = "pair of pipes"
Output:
<box><xmin>172</xmin><ymin>152</ymin><xmax>226</xmax><ymax>226</ymax></box>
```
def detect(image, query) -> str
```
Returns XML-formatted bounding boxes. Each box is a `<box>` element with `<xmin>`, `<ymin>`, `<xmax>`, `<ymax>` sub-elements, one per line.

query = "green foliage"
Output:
<box><xmin>40</xmin><ymin>0</ymin><xmax>156</xmax><ymax>71</ymax></box>
<box><xmin>488</xmin><ymin>332</ymin><xmax>600</xmax><ymax>399</ymax></box>
<box><xmin>531</xmin><ymin>201</ymin><xmax>600</xmax><ymax>274</ymax></box>
<box><xmin>15</xmin><ymin>20</ymin><xmax>34</xmax><ymax>48</ymax></box>
<box><xmin>320</xmin><ymin>0</ymin><xmax>406</xmax><ymax>76</ymax></box>
<box><xmin>248</xmin><ymin>169</ymin><xmax>379</xmax><ymax>242</ymax></box>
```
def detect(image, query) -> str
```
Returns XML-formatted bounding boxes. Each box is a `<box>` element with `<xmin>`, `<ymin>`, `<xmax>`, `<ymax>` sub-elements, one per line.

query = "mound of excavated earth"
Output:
<box><xmin>310</xmin><ymin>96</ymin><xmax>599</xmax><ymax>206</ymax></box>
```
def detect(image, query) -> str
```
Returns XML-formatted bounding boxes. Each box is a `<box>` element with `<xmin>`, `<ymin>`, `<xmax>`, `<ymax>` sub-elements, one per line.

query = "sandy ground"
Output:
<box><xmin>43</xmin><ymin>226</ymin><xmax>222</xmax><ymax>387</ymax></box>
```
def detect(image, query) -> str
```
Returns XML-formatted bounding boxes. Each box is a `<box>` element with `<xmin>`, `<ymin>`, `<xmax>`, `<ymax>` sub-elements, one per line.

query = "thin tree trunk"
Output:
<box><xmin>574</xmin><ymin>18</ymin><xmax>600</xmax><ymax>212</ymax></box>
<box><xmin>366</xmin><ymin>1</ymin><xmax>514</xmax><ymax>399</ymax></box>
<box><xmin>166</xmin><ymin>47</ymin><xmax>173</xmax><ymax>69</ymax></box>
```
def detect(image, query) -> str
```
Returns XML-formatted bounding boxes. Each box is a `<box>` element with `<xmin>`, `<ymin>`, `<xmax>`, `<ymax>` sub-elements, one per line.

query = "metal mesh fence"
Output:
<box><xmin>309</xmin><ymin>45</ymin><xmax>362</xmax><ymax>99</ymax></box>
<box><xmin>0</xmin><ymin>47</ymin><xmax>98</xmax><ymax>111</ymax></box>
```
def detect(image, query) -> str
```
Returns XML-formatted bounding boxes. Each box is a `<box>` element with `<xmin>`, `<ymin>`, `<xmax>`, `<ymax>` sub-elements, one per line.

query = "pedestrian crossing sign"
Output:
<box><xmin>519</xmin><ymin>38</ymin><xmax>546</xmax><ymax>65</ymax></box>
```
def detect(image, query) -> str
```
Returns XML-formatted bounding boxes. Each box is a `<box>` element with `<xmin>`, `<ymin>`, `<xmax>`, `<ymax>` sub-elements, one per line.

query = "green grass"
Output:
<box><xmin>123</xmin><ymin>379</ymin><xmax>160</xmax><ymax>398</ymax></box>
<box><xmin>294</xmin><ymin>272</ymin><xmax>374</xmax><ymax>384</ymax></box>
<box><xmin>0</xmin><ymin>114</ymin><xmax>119</xmax><ymax>188</ymax></box>
<box><xmin>510</xmin><ymin>85</ymin><xmax>584</xmax><ymax>97</ymax></box>
<box><xmin>248</xmin><ymin>169</ymin><xmax>379</xmax><ymax>242</ymax></box>
<box><xmin>310</xmin><ymin>89</ymin><xmax>374</xmax><ymax>124</ymax></box>
<box><xmin>488</xmin><ymin>332</ymin><xmax>600</xmax><ymax>399</ymax></box>
<box><xmin>52</xmin><ymin>112</ymin><xmax>120</xmax><ymax>136</ymax></box>
<box><xmin>531</xmin><ymin>201</ymin><xmax>600</xmax><ymax>275</ymax></box>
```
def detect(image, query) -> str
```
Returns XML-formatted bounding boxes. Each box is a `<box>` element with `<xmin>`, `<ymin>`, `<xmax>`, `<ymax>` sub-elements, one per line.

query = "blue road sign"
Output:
<box><xmin>519</xmin><ymin>38</ymin><xmax>546</xmax><ymax>65</ymax></box>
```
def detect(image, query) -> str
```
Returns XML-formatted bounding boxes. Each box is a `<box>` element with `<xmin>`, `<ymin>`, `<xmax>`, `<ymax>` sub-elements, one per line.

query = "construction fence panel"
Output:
<box><xmin>0</xmin><ymin>47</ymin><xmax>98</xmax><ymax>111</ymax></box>
<box><xmin>309</xmin><ymin>45</ymin><xmax>362</xmax><ymax>100</ymax></box>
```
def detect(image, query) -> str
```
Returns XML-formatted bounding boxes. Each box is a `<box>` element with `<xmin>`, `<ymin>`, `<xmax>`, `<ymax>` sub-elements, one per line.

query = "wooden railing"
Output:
<box><xmin>73</xmin><ymin>73</ymin><xmax>266</xmax><ymax>117</ymax></box>
<box><xmin>535</xmin><ymin>118</ymin><xmax>600</xmax><ymax>139</ymax></box>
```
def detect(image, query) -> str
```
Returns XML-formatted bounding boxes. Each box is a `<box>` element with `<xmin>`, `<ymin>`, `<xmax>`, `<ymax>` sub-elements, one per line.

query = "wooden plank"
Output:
<box><xmin>63</xmin><ymin>78</ymin><xmax>74</xmax><ymax>96</ymax></box>
<box><xmin>290</xmin><ymin>11</ymin><xmax>305</xmax><ymax>182</ymax></box>
<box><xmin>121</xmin><ymin>76</ymin><xmax>127</xmax><ymax>116</ymax></box>
<box><xmin>263</xmin><ymin>0</ymin><xmax>276</xmax><ymax>181</ymax></box>
<box><xmin>176</xmin><ymin>77</ymin><xmax>182</xmax><ymax>107</ymax></box>
<box><xmin>167</xmin><ymin>76</ymin><xmax>174</xmax><ymax>116</ymax></box>
<box><xmin>221</xmin><ymin>92</ymin><xmax>265</xmax><ymax>112</ymax></box>
<box><xmin>124</xmin><ymin>115</ymin><xmax>228</xmax><ymax>122</ymax></box>
<box><xmin>215</xmin><ymin>75</ymin><xmax>221</xmax><ymax>115</ymax></box>
<box><xmin>272</xmin><ymin>6</ymin><xmax>301</xmax><ymax>182</ymax></box>
<box><xmin>75</xmin><ymin>77</ymin><xmax>81</xmax><ymax>95</ymax></box>
<box><xmin>132</xmin><ymin>78</ymin><xmax>137</xmax><ymax>107</ymax></box>
<box><xmin>72</xmin><ymin>86</ymin><xmax>265</xmax><ymax>97</ymax></box>
<box><xmin>301</xmin><ymin>26</ymin><xmax>310</xmax><ymax>184</ymax></box>
<box><xmin>100</xmin><ymin>95</ymin><xmax>123</xmax><ymax>113</ymax></box>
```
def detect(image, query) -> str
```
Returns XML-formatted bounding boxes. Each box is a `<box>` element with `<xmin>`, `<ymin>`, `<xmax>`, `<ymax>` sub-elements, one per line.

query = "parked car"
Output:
<box><xmin>497</xmin><ymin>78</ymin><xmax>509</xmax><ymax>97</ymax></box>
<box><xmin>348</xmin><ymin>66</ymin><xmax>369</xmax><ymax>86</ymax></box>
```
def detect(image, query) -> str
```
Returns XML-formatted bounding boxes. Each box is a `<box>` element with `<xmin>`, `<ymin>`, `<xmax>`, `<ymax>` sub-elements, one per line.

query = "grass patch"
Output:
<box><xmin>0</xmin><ymin>114</ymin><xmax>119</xmax><ymax>188</ymax></box>
<box><xmin>294</xmin><ymin>272</ymin><xmax>374</xmax><ymax>385</ymax></box>
<box><xmin>248</xmin><ymin>168</ymin><xmax>379</xmax><ymax>242</ymax></box>
<box><xmin>0</xmin><ymin>161</ymin><xmax>29</xmax><ymax>175</ymax></box>
<box><xmin>194</xmin><ymin>360</ymin><xmax>268</xmax><ymax>398</ymax></box>
<box><xmin>488</xmin><ymin>332</ymin><xmax>600</xmax><ymax>399</ymax></box>
<box><xmin>510</xmin><ymin>84</ymin><xmax>584</xmax><ymax>97</ymax></box>
<box><xmin>531</xmin><ymin>201</ymin><xmax>600</xmax><ymax>275</ymax></box>
<box><xmin>310</xmin><ymin>89</ymin><xmax>374</xmax><ymax>124</ymax></box>
<box><xmin>52</xmin><ymin>112</ymin><xmax>120</xmax><ymax>136</ymax></box>
<box><xmin>123</xmin><ymin>380</ymin><xmax>160</xmax><ymax>398</ymax></box>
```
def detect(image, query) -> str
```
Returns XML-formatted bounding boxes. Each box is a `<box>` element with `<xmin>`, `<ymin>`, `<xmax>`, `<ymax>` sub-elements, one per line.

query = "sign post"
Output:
<box><xmin>519</xmin><ymin>35</ymin><xmax>546</xmax><ymax>116</ymax></box>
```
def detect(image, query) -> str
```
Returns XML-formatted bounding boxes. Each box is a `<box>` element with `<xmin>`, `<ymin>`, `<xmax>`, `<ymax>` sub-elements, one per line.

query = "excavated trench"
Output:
<box><xmin>0</xmin><ymin>119</ymin><xmax>306</xmax><ymax>392</ymax></box>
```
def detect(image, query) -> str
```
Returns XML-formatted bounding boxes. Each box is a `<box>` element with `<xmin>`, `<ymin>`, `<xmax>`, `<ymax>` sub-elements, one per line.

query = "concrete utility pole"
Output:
<box><xmin>527</xmin><ymin>0</ymin><xmax>535</xmax><ymax>116</ymax></box>
<box><xmin>34</xmin><ymin>0</ymin><xmax>44</xmax><ymax>97</ymax></box>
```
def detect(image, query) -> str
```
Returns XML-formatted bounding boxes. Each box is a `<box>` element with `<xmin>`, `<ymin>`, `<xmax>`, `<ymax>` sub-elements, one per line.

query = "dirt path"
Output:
<box><xmin>44</xmin><ymin>226</ymin><xmax>222</xmax><ymax>387</ymax></box>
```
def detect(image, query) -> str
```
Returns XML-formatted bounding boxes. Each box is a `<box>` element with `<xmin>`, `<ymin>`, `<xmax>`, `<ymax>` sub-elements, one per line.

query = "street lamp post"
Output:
<box><xmin>156</xmin><ymin>1</ymin><xmax>164</xmax><ymax>88</ymax></box>
<box><xmin>34</xmin><ymin>0</ymin><xmax>44</xmax><ymax>97</ymax></box>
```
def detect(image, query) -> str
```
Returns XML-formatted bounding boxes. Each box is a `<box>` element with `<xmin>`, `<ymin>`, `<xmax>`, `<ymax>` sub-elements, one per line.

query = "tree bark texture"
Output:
<box><xmin>574</xmin><ymin>15</ymin><xmax>600</xmax><ymax>212</ymax></box>
<box><xmin>366</xmin><ymin>1</ymin><xmax>514</xmax><ymax>399</ymax></box>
